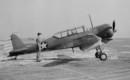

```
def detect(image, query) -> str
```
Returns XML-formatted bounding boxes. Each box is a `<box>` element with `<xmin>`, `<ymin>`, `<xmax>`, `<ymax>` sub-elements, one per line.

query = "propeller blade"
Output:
<box><xmin>112</xmin><ymin>20</ymin><xmax>115</xmax><ymax>31</ymax></box>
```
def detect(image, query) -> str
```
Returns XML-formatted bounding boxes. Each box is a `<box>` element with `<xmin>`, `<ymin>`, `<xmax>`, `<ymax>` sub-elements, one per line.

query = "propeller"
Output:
<box><xmin>112</xmin><ymin>20</ymin><xmax>116</xmax><ymax>32</ymax></box>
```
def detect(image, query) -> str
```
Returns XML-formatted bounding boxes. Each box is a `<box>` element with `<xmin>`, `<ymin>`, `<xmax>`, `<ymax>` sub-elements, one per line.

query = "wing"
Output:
<box><xmin>74</xmin><ymin>34</ymin><xmax>102</xmax><ymax>51</ymax></box>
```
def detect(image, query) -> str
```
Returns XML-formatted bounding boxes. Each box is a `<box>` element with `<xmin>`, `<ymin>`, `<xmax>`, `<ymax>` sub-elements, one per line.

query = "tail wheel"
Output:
<box><xmin>95</xmin><ymin>52</ymin><xmax>100</xmax><ymax>58</ymax></box>
<box><xmin>99</xmin><ymin>53</ymin><xmax>107</xmax><ymax>61</ymax></box>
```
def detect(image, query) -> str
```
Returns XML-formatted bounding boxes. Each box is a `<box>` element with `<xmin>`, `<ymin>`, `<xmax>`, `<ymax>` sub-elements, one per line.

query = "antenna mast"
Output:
<box><xmin>89</xmin><ymin>14</ymin><xmax>94</xmax><ymax>28</ymax></box>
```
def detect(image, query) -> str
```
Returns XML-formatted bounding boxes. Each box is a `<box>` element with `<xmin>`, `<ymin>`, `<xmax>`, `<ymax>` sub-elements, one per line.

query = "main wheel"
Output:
<box><xmin>95</xmin><ymin>52</ymin><xmax>100</xmax><ymax>58</ymax></box>
<box><xmin>99</xmin><ymin>53</ymin><xmax>107</xmax><ymax>61</ymax></box>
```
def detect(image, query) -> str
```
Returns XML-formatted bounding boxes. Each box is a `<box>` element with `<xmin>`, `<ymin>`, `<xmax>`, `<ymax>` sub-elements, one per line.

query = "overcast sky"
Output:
<box><xmin>0</xmin><ymin>0</ymin><xmax>130</xmax><ymax>38</ymax></box>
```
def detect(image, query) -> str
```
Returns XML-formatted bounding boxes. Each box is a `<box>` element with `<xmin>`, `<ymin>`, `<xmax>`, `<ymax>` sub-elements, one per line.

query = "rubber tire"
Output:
<box><xmin>99</xmin><ymin>53</ymin><xmax>107</xmax><ymax>61</ymax></box>
<box><xmin>95</xmin><ymin>52</ymin><xmax>100</xmax><ymax>58</ymax></box>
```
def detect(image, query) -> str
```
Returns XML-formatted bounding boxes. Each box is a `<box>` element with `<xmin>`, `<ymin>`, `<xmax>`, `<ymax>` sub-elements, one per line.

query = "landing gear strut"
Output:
<box><xmin>95</xmin><ymin>46</ymin><xmax>107</xmax><ymax>61</ymax></box>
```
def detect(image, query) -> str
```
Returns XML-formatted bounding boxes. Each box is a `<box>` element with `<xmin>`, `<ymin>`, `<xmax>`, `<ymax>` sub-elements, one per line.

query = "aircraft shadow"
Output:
<box><xmin>43</xmin><ymin>58</ymin><xmax>81</xmax><ymax>67</ymax></box>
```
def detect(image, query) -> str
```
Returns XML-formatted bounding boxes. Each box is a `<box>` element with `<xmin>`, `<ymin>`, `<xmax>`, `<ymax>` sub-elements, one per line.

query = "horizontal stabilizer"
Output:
<box><xmin>10</xmin><ymin>47</ymin><xmax>28</xmax><ymax>53</ymax></box>
<box><xmin>9</xmin><ymin>47</ymin><xmax>28</xmax><ymax>56</ymax></box>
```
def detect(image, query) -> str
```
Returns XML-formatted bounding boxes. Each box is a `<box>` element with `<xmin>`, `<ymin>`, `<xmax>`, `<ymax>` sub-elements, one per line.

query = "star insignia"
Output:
<box><xmin>41</xmin><ymin>43</ymin><xmax>47</xmax><ymax>49</ymax></box>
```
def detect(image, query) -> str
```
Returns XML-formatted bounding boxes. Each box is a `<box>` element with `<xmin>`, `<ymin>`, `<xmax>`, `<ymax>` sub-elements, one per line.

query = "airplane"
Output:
<box><xmin>4</xmin><ymin>16</ymin><xmax>116</xmax><ymax>61</ymax></box>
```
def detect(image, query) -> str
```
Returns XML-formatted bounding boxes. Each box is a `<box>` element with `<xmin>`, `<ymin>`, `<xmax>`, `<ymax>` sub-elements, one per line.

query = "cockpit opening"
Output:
<box><xmin>53</xmin><ymin>26</ymin><xmax>85</xmax><ymax>38</ymax></box>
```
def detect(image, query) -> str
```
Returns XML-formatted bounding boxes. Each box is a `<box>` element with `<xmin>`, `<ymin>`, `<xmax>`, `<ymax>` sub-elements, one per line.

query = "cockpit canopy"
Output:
<box><xmin>53</xmin><ymin>26</ymin><xmax>85</xmax><ymax>38</ymax></box>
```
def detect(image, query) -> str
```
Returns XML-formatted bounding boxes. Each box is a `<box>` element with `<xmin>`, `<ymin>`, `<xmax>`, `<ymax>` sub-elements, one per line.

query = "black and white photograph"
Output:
<box><xmin>0</xmin><ymin>0</ymin><xmax>130</xmax><ymax>80</ymax></box>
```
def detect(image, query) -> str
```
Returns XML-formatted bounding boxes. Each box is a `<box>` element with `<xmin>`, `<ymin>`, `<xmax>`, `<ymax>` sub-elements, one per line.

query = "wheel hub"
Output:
<box><xmin>101</xmin><ymin>54</ymin><xmax>106</xmax><ymax>59</ymax></box>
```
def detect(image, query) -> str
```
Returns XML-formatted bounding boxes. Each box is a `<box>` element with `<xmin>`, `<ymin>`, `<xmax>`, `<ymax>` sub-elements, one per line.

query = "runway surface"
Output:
<box><xmin>0</xmin><ymin>38</ymin><xmax>130</xmax><ymax>80</ymax></box>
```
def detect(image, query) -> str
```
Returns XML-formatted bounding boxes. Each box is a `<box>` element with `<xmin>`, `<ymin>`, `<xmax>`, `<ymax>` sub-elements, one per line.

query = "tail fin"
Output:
<box><xmin>10</xmin><ymin>34</ymin><xmax>27</xmax><ymax>50</ymax></box>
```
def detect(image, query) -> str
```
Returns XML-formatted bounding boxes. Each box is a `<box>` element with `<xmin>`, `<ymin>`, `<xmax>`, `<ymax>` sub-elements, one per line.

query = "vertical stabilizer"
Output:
<box><xmin>11</xmin><ymin>34</ymin><xmax>27</xmax><ymax>50</ymax></box>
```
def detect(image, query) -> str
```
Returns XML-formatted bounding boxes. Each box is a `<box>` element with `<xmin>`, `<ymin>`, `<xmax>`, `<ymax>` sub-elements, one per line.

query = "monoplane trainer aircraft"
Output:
<box><xmin>5</xmin><ymin>17</ymin><xmax>116</xmax><ymax>61</ymax></box>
